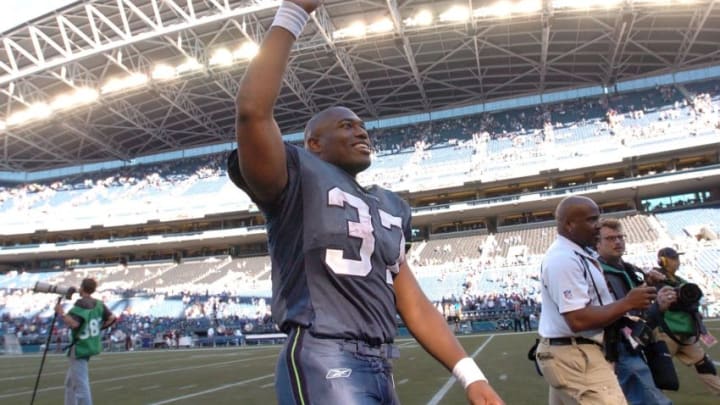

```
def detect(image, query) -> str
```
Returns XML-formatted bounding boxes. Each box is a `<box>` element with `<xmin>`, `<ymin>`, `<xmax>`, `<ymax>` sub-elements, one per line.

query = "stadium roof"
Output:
<box><xmin>1</xmin><ymin>0</ymin><xmax>719</xmax><ymax>172</ymax></box>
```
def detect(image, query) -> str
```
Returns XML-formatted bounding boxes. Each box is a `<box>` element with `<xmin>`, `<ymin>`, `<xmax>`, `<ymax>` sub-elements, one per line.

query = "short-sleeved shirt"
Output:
<box><xmin>538</xmin><ymin>235</ymin><xmax>614</xmax><ymax>343</ymax></box>
<box><xmin>227</xmin><ymin>143</ymin><xmax>412</xmax><ymax>344</ymax></box>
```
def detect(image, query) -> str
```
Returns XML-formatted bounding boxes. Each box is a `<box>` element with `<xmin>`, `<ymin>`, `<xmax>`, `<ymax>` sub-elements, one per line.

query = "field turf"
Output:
<box><xmin>1</xmin><ymin>321</ymin><xmax>719</xmax><ymax>404</ymax></box>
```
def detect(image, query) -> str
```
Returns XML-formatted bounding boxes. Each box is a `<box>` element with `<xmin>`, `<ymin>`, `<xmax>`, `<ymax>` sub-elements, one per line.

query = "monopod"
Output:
<box><xmin>30</xmin><ymin>296</ymin><xmax>62</xmax><ymax>405</ymax></box>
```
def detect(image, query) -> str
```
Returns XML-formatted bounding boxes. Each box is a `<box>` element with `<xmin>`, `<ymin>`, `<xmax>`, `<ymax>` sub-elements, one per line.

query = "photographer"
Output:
<box><xmin>54</xmin><ymin>278</ymin><xmax>116</xmax><ymax>405</ymax></box>
<box><xmin>655</xmin><ymin>248</ymin><xmax>720</xmax><ymax>396</ymax></box>
<box><xmin>596</xmin><ymin>219</ymin><xmax>675</xmax><ymax>405</ymax></box>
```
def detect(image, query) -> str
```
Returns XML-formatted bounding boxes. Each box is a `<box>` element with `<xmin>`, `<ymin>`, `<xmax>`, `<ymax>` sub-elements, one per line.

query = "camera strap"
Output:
<box><xmin>540</xmin><ymin>251</ymin><xmax>605</xmax><ymax>311</ymax></box>
<box><xmin>575</xmin><ymin>252</ymin><xmax>604</xmax><ymax>306</ymax></box>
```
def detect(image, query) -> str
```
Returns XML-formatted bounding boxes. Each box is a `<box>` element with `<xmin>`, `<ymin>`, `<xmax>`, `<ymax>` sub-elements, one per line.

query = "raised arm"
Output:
<box><xmin>394</xmin><ymin>262</ymin><xmax>504</xmax><ymax>405</ymax></box>
<box><xmin>563</xmin><ymin>285</ymin><xmax>657</xmax><ymax>332</ymax></box>
<box><xmin>235</xmin><ymin>1</ymin><xmax>319</xmax><ymax>203</ymax></box>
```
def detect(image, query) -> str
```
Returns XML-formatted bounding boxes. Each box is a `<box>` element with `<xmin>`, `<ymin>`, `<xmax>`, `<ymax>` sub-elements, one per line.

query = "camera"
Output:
<box><xmin>629</xmin><ymin>318</ymin><xmax>653</xmax><ymax>347</ymax></box>
<box><xmin>670</xmin><ymin>283</ymin><xmax>703</xmax><ymax>312</ymax></box>
<box><xmin>33</xmin><ymin>281</ymin><xmax>76</xmax><ymax>299</ymax></box>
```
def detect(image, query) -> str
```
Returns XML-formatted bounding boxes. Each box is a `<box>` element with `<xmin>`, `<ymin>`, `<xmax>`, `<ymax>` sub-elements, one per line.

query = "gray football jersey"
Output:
<box><xmin>228</xmin><ymin>144</ymin><xmax>411</xmax><ymax>344</ymax></box>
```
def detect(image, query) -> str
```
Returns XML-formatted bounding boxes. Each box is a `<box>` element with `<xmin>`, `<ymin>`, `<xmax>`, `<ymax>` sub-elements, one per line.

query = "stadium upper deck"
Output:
<box><xmin>0</xmin><ymin>81</ymin><xmax>718</xmax><ymax>231</ymax></box>
<box><xmin>1</xmin><ymin>0</ymin><xmax>720</xmax><ymax>172</ymax></box>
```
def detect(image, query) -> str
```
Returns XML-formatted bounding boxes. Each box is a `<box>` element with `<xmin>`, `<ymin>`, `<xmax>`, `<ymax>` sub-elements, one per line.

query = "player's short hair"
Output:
<box><xmin>80</xmin><ymin>278</ymin><xmax>97</xmax><ymax>294</ymax></box>
<box><xmin>599</xmin><ymin>218</ymin><xmax>622</xmax><ymax>232</ymax></box>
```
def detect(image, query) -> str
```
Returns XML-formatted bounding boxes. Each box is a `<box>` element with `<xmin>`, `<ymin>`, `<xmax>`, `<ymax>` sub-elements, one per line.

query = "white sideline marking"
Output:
<box><xmin>397</xmin><ymin>341</ymin><xmax>418</xmax><ymax>347</ymax></box>
<box><xmin>260</xmin><ymin>382</ymin><xmax>275</xmax><ymax>388</ymax></box>
<box><xmin>427</xmin><ymin>335</ymin><xmax>495</xmax><ymax>405</ymax></box>
<box><xmin>178</xmin><ymin>384</ymin><xmax>197</xmax><ymax>390</ymax></box>
<box><xmin>0</xmin><ymin>353</ymin><xmax>277</xmax><ymax>399</ymax></box>
<box><xmin>0</xmin><ymin>350</ymin><xmax>258</xmax><ymax>382</ymax></box>
<box><xmin>105</xmin><ymin>386</ymin><xmax>124</xmax><ymax>392</ymax></box>
<box><xmin>397</xmin><ymin>378</ymin><xmax>409</xmax><ymax>385</ymax></box>
<box><xmin>148</xmin><ymin>374</ymin><xmax>274</xmax><ymax>405</ymax></box>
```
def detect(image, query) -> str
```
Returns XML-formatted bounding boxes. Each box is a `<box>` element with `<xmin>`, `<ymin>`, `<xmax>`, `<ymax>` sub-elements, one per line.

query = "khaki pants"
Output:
<box><xmin>656</xmin><ymin>331</ymin><xmax>720</xmax><ymax>395</ymax></box>
<box><xmin>536</xmin><ymin>339</ymin><xmax>627</xmax><ymax>405</ymax></box>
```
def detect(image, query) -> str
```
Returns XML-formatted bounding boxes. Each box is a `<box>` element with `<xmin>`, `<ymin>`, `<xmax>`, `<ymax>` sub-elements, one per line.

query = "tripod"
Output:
<box><xmin>30</xmin><ymin>296</ymin><xmax>62</xmax><ymax>405</ymax></box>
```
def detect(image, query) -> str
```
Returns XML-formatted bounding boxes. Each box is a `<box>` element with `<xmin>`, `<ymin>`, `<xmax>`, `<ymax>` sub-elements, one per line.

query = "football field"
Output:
<box><xmin>2</xmin><ymin>322</ymin><xmax>719</xmax><ymax>404</ymax></box>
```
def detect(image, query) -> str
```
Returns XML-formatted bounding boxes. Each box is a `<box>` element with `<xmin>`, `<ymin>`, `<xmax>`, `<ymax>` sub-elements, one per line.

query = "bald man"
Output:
<box><xmin>226</xmin><ymin>1</ymin><xmax>503</xmax><ymax>404</ymax></box>
<box><xmin>535</xmin><ymin>196</ymin><xmax>656</xmax><ymax>405</ymax></box>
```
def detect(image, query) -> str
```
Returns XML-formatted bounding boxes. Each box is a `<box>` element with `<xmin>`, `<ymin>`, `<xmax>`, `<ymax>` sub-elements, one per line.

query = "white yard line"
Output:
<box><xmin>0</xmin><ymin>350</ymin><xmax>259</xmax><ymax>382</ymax></box>
<box><xmin>148</xmin><ymin>374</ymin><xmax>274</xmax><ymax>405</ymax></box>
<box><xmin>0</xmin><ymin>353</ymin><xmax>277</xmax><ymax>399</ymax></box>
<box><xmin>427</xmin><ymin>335</ymin><xmax>495</xmax><ymax>405</ymax></box>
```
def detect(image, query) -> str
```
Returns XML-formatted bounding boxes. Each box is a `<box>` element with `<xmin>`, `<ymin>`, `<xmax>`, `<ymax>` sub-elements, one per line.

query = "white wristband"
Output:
<box><xmin>452</xmin><ymin>357</ymin><xmax>487</xmax><ymax>389</ymax></box>
<box><xmin>271</xmin><ymin>1</ymin><xmax>310</xmax><ymax>39</ymax></box>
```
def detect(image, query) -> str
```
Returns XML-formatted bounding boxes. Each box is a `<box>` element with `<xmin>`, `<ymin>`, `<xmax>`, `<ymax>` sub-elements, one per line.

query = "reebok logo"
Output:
<box><xmin>326</xmin><ymin>368</ymin><xmax>352</xmax><ymax>379</ymax></box>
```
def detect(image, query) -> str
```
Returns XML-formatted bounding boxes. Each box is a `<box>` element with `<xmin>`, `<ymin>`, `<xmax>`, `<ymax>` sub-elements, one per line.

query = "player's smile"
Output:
<box><xmin>351</xmin><ymin>141</ymin><xmax>372</xmax><ymax>154</ymax></box>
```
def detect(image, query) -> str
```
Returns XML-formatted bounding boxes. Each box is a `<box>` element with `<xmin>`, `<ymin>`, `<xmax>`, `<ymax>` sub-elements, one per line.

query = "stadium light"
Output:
<box><xmin>367</xmin><ymin>18</ymin><xmax>394</xmax><ymax>34</ymax></box>
<box><xmin>552</xmin><ymin>0</ymin><xmax>622</xmax><ymax>8</ymax></box>
<box><xmin>334</xmin><ymin>17</ymin><xmax>393</xmax><ymax>39</ymax></box>
<box><xmin>50</xmin><ymin>87</ymin><xmax>99</xmax><ymax>111</ymax></box>
<box><xmin>210</xmin><ymin>48</ymin><xmax>234</xmax><ymax>66</ymax></box>
<box><xmin>152</xmin><ymin>64</ymin><xmax>177</xmax><ymax>81</ymax></box>
<box><xmin>334</xmin><ymin>21</ymin><xmax>367</xmax><ymax>39</ymax></box>
<box><xmin>514</xmin><ymin>0</ymin><xmax>543</xmax><ymax>14</ymax></box>
<box><xmin>176</xmin><ymin>58</ymin><xmax>203</xmax><ymax>75</ymax></box>
<box><xmin>0</xmin><ymin>120</ymin><xmax>5</xmax><ymax>131</ymax></box>
<box><xmin>475</xmin><ymin>1</ymin><xmax>514</xmax><ymax>18</ymax></box>
<box><xmin>233</xmin><ymin>42</ymin><xmax>259</xmax><ymax>60</ymax></box>
<box><xmin>405</xmin><ymin>10</ymin><xmax>434</xmax><ymax>27</ymax></box>
<box><xmin>6</xmin><ymin>103</ymin><xmax>52</xmax><ymax>127</ymax></box>
<box><xmin>439</xmin><ymin>6</ymin><xmax>470</xmax><ymax>22</ymax></box>
<box><xmin>101</xmin><ymin>73</ymin><xmax>149</xmax><ymax>94</ymax></box>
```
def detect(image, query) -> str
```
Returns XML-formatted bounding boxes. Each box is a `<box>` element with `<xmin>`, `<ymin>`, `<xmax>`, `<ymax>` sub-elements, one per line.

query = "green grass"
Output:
<box><xmin>1</xmin><ymin>322</ymin><xmax>719</xmax><ymax>404</ymax></box>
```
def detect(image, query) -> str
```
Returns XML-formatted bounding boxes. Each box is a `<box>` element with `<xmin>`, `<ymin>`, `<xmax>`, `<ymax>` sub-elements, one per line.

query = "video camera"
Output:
<box><xmin>670</xmin><ymin>282</ymin><xmax>703</xmax><ymax>313</ymax></box>
<box><xmin>33</xmin><ymin>281</ymin><xmax>76</xmax><ymax>300</ymax></box>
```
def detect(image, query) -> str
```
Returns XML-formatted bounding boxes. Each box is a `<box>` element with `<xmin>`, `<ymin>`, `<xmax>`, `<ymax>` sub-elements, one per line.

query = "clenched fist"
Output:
<box><xmin>624</xmin><ymin>285</ymin><xmax>658</xmax><ymax>310</ymax></box>
<box><xmin>656</xmin><ymin>286</ymin><xmax>677</xmax><ymax>312</ymax></box>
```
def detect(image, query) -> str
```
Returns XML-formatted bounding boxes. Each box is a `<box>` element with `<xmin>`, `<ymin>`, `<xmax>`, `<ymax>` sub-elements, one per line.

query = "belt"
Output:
<box><xmin>340</xmin><ymin>340</ymin><xmax>400</xmax><ymax>359</ymax></box>
<box><xmin>546</xmin><ymin>337</ymin><xmax>602</xmax><ymax>348</ymax></box>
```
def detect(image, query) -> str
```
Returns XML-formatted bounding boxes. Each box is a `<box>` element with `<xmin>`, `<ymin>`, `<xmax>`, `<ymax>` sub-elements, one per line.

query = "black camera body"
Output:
<box><xmin>629</xmin><ymin>318</ymin><xmax>653</xmax><ymax>347</ymax></box>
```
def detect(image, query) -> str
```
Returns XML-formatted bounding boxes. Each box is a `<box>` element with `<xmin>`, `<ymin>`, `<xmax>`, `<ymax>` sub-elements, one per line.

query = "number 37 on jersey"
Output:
<box><xmin>324</xmin><ymin>187</ymin><xmax>406</xmax><ymax>281</ymax></box>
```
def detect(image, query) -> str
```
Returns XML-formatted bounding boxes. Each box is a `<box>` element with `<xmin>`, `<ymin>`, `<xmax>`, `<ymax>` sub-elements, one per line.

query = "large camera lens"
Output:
<box><xmin>677</xmin><ymin>283</ymin><xmax>702</xmax><ymax>306</ymax></box>
<box><xmin>33</xmin><ymin>281</ymin><xmax>76</xmax><ymax>299</ymax></box>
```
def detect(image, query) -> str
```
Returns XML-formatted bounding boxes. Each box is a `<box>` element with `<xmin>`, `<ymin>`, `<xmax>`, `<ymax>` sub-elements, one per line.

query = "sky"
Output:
<box><xmin>1</xmin><ymin>0</ymin><xmax>76</xmax><ymax>33</ymax></box>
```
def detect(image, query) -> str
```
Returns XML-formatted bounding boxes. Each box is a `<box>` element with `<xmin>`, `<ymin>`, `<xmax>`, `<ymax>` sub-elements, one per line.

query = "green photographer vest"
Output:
<box><xmin>68</xmin><ymin>300</ymin><xmax>105</xmax><ymax>358</ymax></box>
<box><xmin>661</xmin><ymin>275</ymin><xmax>696</xmax><ymax>336</ymax></box>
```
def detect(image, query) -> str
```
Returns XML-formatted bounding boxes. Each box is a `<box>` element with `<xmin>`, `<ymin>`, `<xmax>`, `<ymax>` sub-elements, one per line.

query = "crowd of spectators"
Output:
<box><xmin>0</xmin><ymin>290</ymin><xmax>274</xmax><ymax>351</ymax></box>
<box><xmin>0</xmin><ymin>152</ymin><xmax>225</xmax><ymax>212</ymax></box>
<box><xmin>2</xmin><ymin>235</ymin><xmax>719</xmax><ymax>352</ymax></box>
<box><xmin>0</xmin><ymin>81</ymin><xmax>714</xmax><ymax>242</ymax></box>
<box><xmin>2</xmin><ymin>81</ymin><xmax>718</xmax><ymax>217</ymax></box>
